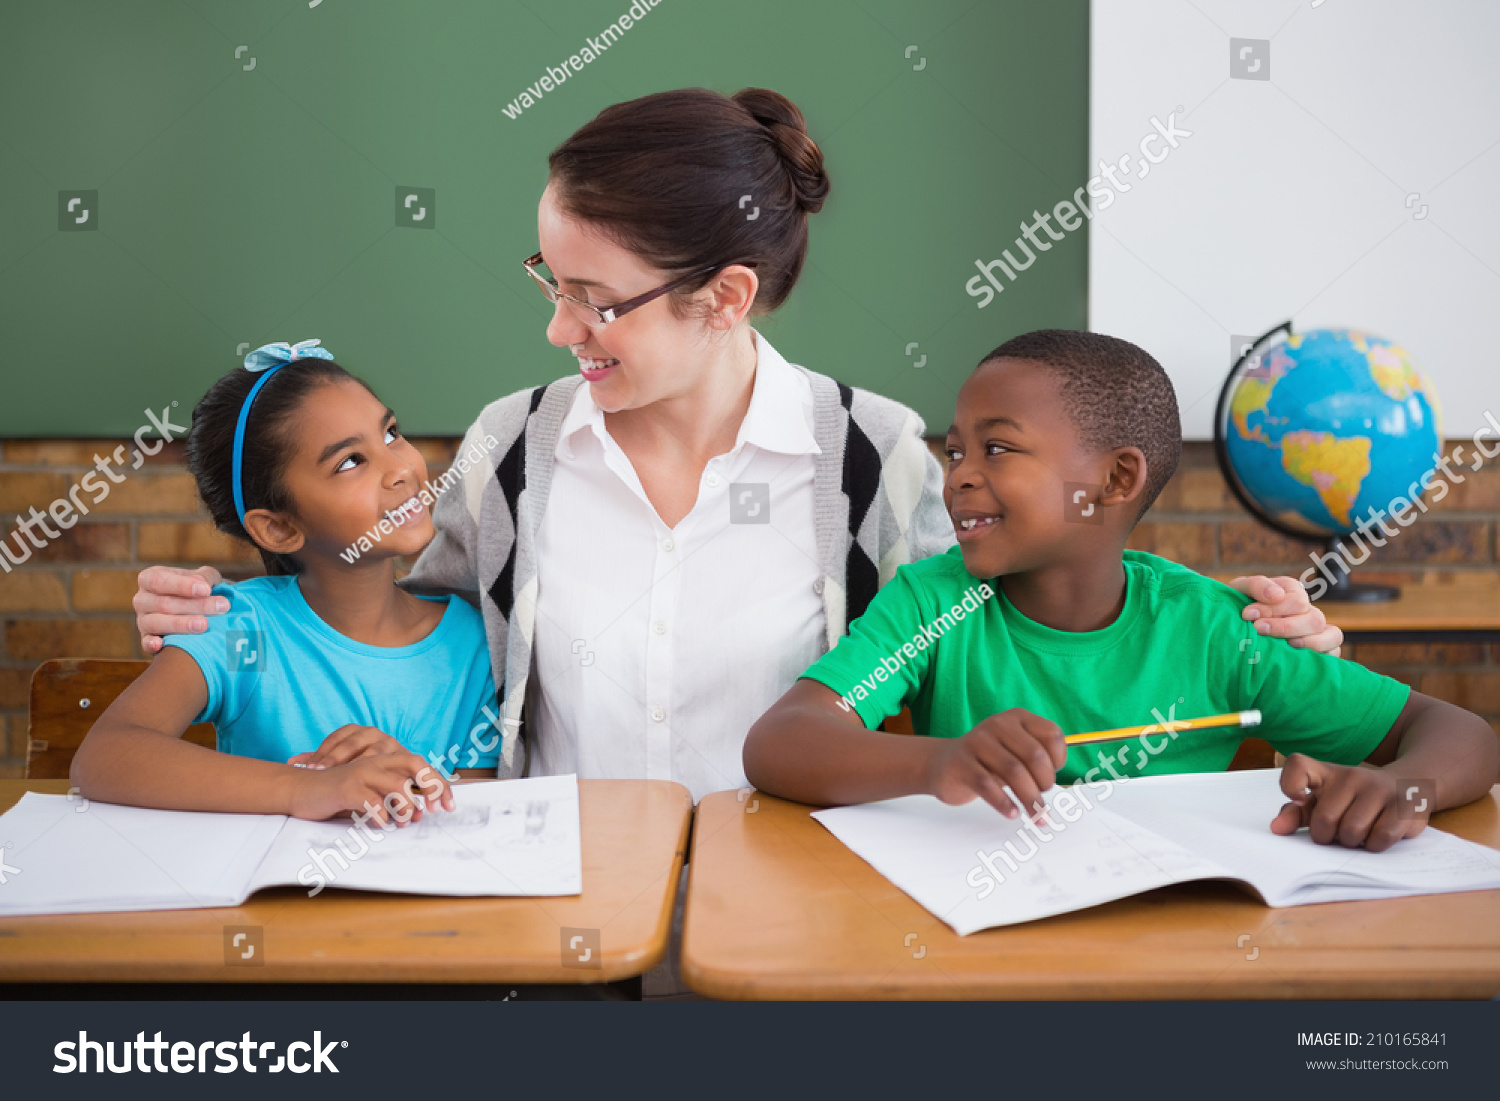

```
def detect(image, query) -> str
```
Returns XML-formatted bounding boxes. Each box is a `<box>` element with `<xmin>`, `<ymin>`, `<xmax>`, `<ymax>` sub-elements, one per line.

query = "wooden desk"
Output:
<box><xmin>1315</xmin><ymin>587</ymin><xmax>1500</xmax><ymax>643</ymax></box>
<box><xmin>681</xmin><ymin>784</ymin><xmax>1500</xmax><ymax>1000</ymax></box>
<box><xmin>0</xmin><ymin>778</ymin><xmax>691</xmax><ymax>987</ymax></box>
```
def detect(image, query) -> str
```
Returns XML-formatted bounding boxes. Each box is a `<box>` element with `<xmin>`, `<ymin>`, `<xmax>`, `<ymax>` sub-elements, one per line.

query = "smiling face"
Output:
<box><xmin>944</xmin><ymin>357</ymin><xmax>1143</xmax><ymax>580</ymax></box>
<box><xmin>246</xmin><ymin>379</ymin><xmax>434</xmax><ymax>566</ymax></box>
<box><xmin>536</xmin><ymin>184</ymin><xmax>753</xmax><ymax>414</ymax></box>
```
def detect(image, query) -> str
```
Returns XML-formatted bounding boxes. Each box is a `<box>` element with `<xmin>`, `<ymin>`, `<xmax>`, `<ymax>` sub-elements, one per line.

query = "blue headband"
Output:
<box><xmin>232</xmin><ymin>339</ymin><xmax>336</xmax><ymax>526</ymax></box>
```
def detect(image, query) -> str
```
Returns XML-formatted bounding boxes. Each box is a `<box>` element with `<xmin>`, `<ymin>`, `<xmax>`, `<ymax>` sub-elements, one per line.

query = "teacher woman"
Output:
<box><xmin>134</xmin><ymin>87</ymin><xmax>1341</xmax><ymax>801</ymax></box>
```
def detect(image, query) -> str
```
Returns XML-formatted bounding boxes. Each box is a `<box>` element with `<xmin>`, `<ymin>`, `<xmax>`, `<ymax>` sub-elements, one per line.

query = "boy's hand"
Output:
<box><xmin>288</xmin><ymin>724</ymin><xmax>410</xmax><ymax>768</ymax></box>
<box><xmin>1270</xmin><ymin>753</ymin><xmax>1428</xmax><ymax>851</ymax></box>
<box><xmin>925</xmin><ymin>708</ymin><xmax>1067</xmax><ymax>820</ymax></box>
<box><xmin>287</xmin><ymin>753</ymin><xmax>455</xmax><ymax>825</ymax></box>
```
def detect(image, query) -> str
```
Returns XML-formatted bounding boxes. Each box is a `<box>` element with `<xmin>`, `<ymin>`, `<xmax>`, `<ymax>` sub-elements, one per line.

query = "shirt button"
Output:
<box><xmin>661</xmin><ymin>537</ymin><xmax>675</xmax><ymax>552</ymax></box>
<box><xmin>650</xmin><ymin>707</ymin><xmax>666</xmax><ymax>723</ymax></box>
<box><xmin>652</xmin><ymin>620</ymin><xmax>667</xmax><ymax>635</ymax></box>
<box><xmin>813</xmin><ymin>578</ymin><xmax>824</xmax><ymax>594</ymax></box>
<box><xmin>705</xmin><ymin>473</ymin><xmax>720</xmax><ymax>487</ymax></box>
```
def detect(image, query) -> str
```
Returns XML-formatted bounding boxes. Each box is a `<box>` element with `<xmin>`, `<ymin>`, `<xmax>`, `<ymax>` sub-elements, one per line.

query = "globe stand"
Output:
<box><xmin>1314</xmin><ymin>537</ymin><xmax>1400</xmax><ymax>603</ymax></box>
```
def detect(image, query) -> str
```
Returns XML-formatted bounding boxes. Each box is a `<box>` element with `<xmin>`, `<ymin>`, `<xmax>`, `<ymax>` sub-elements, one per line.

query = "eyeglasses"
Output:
<box><xmin>522</xmin><ymin>252</ymin><xmax>752</xmax><ymax>328</ymax></box>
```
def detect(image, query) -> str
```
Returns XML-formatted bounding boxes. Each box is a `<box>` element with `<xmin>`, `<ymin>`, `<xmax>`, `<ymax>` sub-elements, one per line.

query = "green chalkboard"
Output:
<box><xmin>0</xmin><ymin>0</ymin><xmax>1088</xmax><ymax>437</ymax></box>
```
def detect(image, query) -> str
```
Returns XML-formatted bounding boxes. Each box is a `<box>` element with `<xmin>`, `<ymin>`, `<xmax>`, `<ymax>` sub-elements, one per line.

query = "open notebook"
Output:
<box><xmin>0</xmin><ymin>774</ymin><xmax>580</xmax><ymax>916</ymax></box>
<box><xmin>812</xmin><ymin>769</ymin><xmax>1500</xmax><ymax>936</ymax></box>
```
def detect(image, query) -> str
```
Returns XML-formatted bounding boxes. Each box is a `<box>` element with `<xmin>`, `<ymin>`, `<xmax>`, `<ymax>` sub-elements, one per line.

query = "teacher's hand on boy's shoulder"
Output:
<box><xmin>287</xmin><ymin>751</ymin><xmax>455</xmax><ymax>827</ymax></box>
<box><xmin>1269</xmin><ymin>753</ymin><xmax>1427</xmax><ymax>852</ymax></box>
<box><xmin>1228</xmin><ymin>574</ymin><xmax>1342</xmax><ymax>657</ymax></box>
<box><xmin>287</xmin><ymin>724</ymin><xmax>410</xmax><ymax>769</ymax></box>
<box><xmin>925</xmin><ymin>708</ymin><xmax>1067</xmax><ymax>824</ymax></box>
<box><xmin>134</xmin><ymin>565</ymin><xmax>227</xmax><ymax>653</ymax></box>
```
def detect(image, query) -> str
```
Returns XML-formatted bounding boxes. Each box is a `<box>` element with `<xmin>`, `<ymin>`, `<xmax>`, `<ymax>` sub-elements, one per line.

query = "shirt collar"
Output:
<box><xmin>554</xmin><ymin>330</ymin><xmax>821</xmax><ymax>461</ymax></box>
<box><xmin>556</xmin><ymin>377</ymin><xmax>602</xmax><ymax>461</ymax></box>
<box><xmin>735</xmin><ymin>331</ymin><xmax>821</xmax><ymax>457</ymax></box>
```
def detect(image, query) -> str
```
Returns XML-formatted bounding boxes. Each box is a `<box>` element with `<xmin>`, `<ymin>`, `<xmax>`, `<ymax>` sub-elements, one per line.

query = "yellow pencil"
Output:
<box><xmin>1064</xmin><ymin>710</ymin><xmax>1262</xmax><ymax>747</ymax></box>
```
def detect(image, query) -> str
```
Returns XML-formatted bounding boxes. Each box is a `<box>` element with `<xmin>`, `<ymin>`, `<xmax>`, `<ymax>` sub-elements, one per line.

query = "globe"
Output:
<box><xmin>1214</xmin><ymin>326</ymin><xmax>1443</xmax><ymax>599</ymax></box>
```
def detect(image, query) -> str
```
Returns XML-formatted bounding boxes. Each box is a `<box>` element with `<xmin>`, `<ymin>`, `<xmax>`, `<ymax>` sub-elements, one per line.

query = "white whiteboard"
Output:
<box><xmin>1088</xmin><ymin>0</ymin><xmax>1500</xmax><ymax>438</ymax></box>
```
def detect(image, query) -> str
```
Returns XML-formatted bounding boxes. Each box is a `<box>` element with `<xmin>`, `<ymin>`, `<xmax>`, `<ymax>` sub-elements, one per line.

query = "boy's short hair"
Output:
<box><xmin>979</xmin><ymin>329</ymin><xmax>1182</xmax><ymax>517</ymax></box>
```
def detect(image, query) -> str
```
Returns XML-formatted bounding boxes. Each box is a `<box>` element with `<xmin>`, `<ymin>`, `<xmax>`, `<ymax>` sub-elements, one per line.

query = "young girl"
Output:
<box><xmin>71</xmin><ymin>340</ymin><xmax>501</xmax><ymax>826</ymax></box>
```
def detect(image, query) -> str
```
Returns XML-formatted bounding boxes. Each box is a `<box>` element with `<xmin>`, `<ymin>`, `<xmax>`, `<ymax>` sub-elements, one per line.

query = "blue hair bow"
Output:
<box><xmin>233</xmin><ymin>339</ymin><xmax>337</xmax><ymax>526</ymax></box>
<box><xmin>242</xmin><ymin>338</ymin><xmax>335</xmax><ymax>373</ymax></box>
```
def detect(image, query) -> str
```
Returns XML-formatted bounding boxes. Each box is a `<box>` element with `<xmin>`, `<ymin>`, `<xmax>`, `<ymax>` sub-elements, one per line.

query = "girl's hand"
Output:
<box><xmin>287</xmin><ymin>752</ymin><xmax>455</xmax><ymax>826</ymax></box>
<box><xmin>288</xmin><ymin>724</ymin><xmax>410</xmax><ymax>769</ymax></box>
<box><xmin>1269</xmin><ymin>753</ymin><xmax>1428</xmax><ymax>851</ymax></box>
<box><xmin>1229</xmin><ymin>575</ymin><xmax>1343</xmax><ymax>656</ymax></box>
<box><xmin>135</xmin><ymin>565</ymin><xmax>227</xmax><ymax>654</ymax></box>
<box><xmin>925</xmin><ymin>708</ymin><xmax>1067</xmax><ymax>822</ymax></box>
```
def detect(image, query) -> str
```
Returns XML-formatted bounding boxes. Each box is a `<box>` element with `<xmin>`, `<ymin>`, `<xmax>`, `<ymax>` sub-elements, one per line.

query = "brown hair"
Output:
<box><xmin>547</xmin><ymin>87</ymin><xmax>829</xmax><ymax>316</ymax></box>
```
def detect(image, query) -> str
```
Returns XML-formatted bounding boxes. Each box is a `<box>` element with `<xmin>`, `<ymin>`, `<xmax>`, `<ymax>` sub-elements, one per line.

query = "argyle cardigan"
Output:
<box><xmin>403</xmin><ymin>368</ymin><xmax>955</xmax><ymax>776</ymax></box>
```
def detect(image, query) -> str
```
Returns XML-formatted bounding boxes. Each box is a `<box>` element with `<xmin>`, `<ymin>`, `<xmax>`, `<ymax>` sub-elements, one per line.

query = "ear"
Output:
<box><xmin>1099</xmin><ymin>447</ymin><xmax>1148</xmax><ymax>511</ymax></box>
<box><xmin>242</xmin><ymin>509</ymin><xmax>306</xmax><ymax>558</ymax></box>
<box><xmin>704</xmin><ymin>264</ymin><xmax>759</xmax><ymax>330</ymax></box>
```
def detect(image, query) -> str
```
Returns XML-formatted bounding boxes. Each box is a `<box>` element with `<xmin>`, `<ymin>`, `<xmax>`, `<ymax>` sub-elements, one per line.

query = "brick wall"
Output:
<box><xmin>1</xmin><ymin>436</ymin><xmax>1496</xmax><ymax>776</ymax></box>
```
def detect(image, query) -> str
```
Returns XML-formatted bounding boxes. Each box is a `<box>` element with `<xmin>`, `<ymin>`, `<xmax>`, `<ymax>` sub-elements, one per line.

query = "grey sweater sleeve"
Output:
<box><xmin>400</xmin><ymin>394</ymin><xmax>529</xmax><ymax>604</ymax></box>
<box><xmin>908</xmin><ymin>442</ymin><xmax>958</xmax><ymax>562</ymax></box>
<box><xmin>845</xmin><ymin>382</ymin><xmax>956</xmax><ymax>581</ymax></box>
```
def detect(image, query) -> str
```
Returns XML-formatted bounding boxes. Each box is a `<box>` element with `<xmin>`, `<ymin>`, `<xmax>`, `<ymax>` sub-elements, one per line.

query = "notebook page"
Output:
<box><xmin>1100</xmin><ymin>770</ymin><xmax>1500</xmax><ymax>905</ymax></box>
<box><xmin>246</xmin><ymin>774</ymin><xmax>583</xmax><ymax>898</ymax></box>
<box><xmin>813</xmin><ymin>785</ymin><xmax>1234</xmax><ymax>936</ymax></box>
<box><xmin>0</xmin><ymin>792</ymin><xmax>285</xmax><ymax>915</ymax></box>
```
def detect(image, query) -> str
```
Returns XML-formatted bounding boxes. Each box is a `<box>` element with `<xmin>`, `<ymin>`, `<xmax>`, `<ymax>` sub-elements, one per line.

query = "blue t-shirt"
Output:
<box><xmin>163</xmin><ymin>575</ymin><xmax>499</xmax><ymax>775</ymax></box>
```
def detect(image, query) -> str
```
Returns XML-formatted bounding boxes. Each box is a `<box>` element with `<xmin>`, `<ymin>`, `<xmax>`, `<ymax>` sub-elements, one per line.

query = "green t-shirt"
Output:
<box><xmin>802</xmin><ymin>548</ymin><xmax>1409</xmax><ymax>784</ymax></box>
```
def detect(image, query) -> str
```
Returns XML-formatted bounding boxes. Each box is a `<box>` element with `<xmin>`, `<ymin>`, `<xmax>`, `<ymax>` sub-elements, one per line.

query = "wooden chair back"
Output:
<box><xmin>26</xmin><ymin>658</ymin><xmax>216</xmax><ymax>780</ymax></box>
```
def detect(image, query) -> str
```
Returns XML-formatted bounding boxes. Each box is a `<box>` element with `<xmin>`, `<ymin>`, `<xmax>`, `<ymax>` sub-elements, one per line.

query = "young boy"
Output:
<box><xmin>743</xmin><ymin>330</ymin><xmax>1499</xmax><ymax>851</ymax></box>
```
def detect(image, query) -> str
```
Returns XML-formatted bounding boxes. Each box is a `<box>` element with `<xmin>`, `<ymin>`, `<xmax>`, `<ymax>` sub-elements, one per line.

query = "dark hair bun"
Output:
<box><xmin>733</xmin><ymin>87</ymin><xmax>829</xmax><ymax>215</ymax></box>
<box><xmin>549</xmin><ymin>87</ymin><xmax>830</xmax><ymax>314</ymax></box>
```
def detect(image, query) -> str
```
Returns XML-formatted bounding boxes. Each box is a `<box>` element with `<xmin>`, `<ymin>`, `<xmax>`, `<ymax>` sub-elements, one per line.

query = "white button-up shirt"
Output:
<box><xmin>529</xmin><ymin>333</ymin><xmax>826</xmax><ymax>801</ymax></box>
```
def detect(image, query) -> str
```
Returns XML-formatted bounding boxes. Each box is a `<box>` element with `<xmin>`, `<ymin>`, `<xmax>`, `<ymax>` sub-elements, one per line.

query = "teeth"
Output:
<box><xmin>578</xmin><ymin>356</ymin><xmax>619</xmax><ymax>370</ymax></box>
<box><xmin>959</xmin><ymin>516</ymin><xmax>998</xmax><ymax>530</ymax></box>
<box><xmin>386</xmin><ymin>496</ymin><xmax>422</xmax><ymax>523</ymax></box>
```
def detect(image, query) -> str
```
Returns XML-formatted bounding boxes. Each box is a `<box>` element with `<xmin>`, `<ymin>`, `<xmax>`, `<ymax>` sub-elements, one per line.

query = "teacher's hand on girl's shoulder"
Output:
<box><xmin>287</xmin><ymin>752</ymin><xmax>454</xmax><ymax>826</ymax></box>
<box><xmin>135</xmin><ymin>564</ymin><xmax>227</xmax><ymax>652</ymax></box>
<box><xmin>288</xmin><ymin>724</ymin><xmax>410</xmax><ymax>769</ymax></box>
